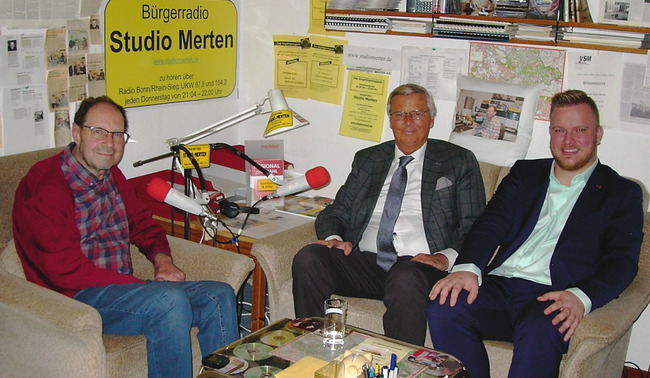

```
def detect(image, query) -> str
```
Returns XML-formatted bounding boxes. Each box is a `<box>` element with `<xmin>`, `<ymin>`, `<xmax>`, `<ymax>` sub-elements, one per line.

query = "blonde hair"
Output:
<box><xmin>550</xmin><ymin>90</ymin><xmax>599</xmax><ymax>125</ymax></box>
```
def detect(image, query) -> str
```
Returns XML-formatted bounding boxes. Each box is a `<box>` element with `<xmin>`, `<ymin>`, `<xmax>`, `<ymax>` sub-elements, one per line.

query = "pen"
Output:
<box><xmin>390</xmin><ymin>353</ymin><xmax>396</xmax><ymax>370</ymax></box>
<box><xmin>362</xmin><ymin>363</ymin><xmax>369</xmax><ymax>378</ymax></box>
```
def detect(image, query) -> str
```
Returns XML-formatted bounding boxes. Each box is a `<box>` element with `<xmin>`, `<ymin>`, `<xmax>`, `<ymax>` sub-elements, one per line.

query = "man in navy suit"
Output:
<box><xmin>427</xmin><ymin>90</ymin><xmax>644</xmax><ymax>377</ymax></box>
<box><xmin>292</xmin><ymin>84</ymin><xmax>486</xmax><ymax>345</ymax></box>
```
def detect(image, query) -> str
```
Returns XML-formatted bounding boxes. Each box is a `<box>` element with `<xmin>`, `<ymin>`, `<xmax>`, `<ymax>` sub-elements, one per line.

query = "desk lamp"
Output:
<box><xmin>165</xmin><ymin>88</ymin><xmax>309</xmax><ymax>147</ymax></box>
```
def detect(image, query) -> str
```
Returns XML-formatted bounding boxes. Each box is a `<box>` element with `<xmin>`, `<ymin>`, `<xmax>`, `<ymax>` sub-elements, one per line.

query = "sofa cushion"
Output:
<box><xmin>335</xmin><ymin>295</ymin><xmax>385</xmax><ymax>335</ymax></box>
<box><xmin>0</xmin><ymin>240</ymin><xmax>26</xmax><ymax>279</ymax></box>
<box><xmin>478</xmin><ymin>162</ymin><xmax>510</xmax><ymax>201</ymax></box>
<box><xmin>103</xmin><ymin>328</ymin><xmax>203</xmax><ymax>376</ymax></box>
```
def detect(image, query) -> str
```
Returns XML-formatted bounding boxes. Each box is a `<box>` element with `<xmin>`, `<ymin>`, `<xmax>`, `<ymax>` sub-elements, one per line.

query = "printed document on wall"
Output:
<box><xmin>566</xmin><ymin>49</ymin><xmax>622</xmax><ymax>128</ymax></box>
<box><xmin>0</xmin><ymin>33</ymin><xmax>46</xmax><ymax>87</ymax></box>
<box><xmin>620</xmin><ymin>63</ymin><xmax>650</xmax><ymax>126</ymax></box>
<box><xmin>274</xmin><ymin>35</ymin><xmax>311</xmax><ymax>100</ymax></box>
<box><xmin>400</xmin><ymin>46</ymin><xmax>467</xmax><ymax>101</ymax></box>
<box><xmin>309</xmin><ymin>35</ymin><xmax>347</xmax><ymax>105</ymax></box>
<box><xmin>343</xmin><ymin>45</ymin><xmax>401</xmax><ymax>73</ymax></box>
<box><xmin>598</xmin><ymin>0</ymin><xmax>650</xmax><ymax>27</ymax></box>
<box><xmin>339</xmin><ymin>70</ymin><xmax>389</xmax><ymax>142</ymax></box>
<box><xmin>1</xmin><ymin>86</ymin><xmax>51</xmax><ymax>155</ymax></box>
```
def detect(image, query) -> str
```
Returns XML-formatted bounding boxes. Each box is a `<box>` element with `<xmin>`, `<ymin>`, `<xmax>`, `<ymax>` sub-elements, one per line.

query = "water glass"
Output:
<box><xmin>323</xmin><ymin>298</ymin><xmax>347</xmax><ymax>348</ymax></box>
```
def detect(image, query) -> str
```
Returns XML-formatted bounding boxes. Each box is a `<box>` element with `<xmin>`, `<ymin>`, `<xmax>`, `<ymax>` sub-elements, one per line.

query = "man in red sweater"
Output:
<box><xmin>13</xmin><ymin>96</ymin><xmax>238</xmax><ymax>378</ymax></box>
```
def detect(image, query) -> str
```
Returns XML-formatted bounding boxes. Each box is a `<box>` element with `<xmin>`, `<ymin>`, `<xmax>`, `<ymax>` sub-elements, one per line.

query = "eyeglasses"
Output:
<box><xmin>390</xmin><ymin>109</ymin><xmax>429</xmax><ymax>121</ymax></box>
<box><xmin>80</xmin><ymin>124</ymin><xmax>130</xmax><ymax>144</ymax></box>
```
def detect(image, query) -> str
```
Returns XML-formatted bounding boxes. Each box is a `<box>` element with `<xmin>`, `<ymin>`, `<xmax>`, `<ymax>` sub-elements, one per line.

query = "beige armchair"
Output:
<box><xmin>0</xmin><ymin>147</ymin><xmax>256</xmax><ymax>378</ymax></box>
<box><xmin>251</xmin><ymin>161</ymin><xmax>650</xmax><ymax>378</ymax></box>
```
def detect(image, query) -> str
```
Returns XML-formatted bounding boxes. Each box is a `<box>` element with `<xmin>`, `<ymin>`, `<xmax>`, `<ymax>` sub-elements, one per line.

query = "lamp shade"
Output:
<box><xmin>264</xmin><ymin>89</ymin><xmax>310</xmax><ymax>137</ymax></box>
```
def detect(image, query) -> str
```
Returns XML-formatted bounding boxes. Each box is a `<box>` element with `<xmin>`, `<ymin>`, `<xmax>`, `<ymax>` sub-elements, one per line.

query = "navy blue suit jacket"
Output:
<box><xmin>456</xmin><ymin>159</ymin><xmax>644</xmax><ymax>311</ymax></box>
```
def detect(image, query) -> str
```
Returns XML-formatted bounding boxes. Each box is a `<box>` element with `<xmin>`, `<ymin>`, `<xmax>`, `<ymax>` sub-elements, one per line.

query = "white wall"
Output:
<box><xmin>238</xmin><ymin>0</ymin><xmax>650</xmax><ymax>368</ymax></box>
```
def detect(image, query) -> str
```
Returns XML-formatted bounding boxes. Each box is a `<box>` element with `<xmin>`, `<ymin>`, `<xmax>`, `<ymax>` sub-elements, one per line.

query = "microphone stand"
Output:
<box><xmin>132</xmin><ymin>90</ymin><xmax>290</xmax><ymax>240</ymax></box>
<box><xmin>135</xmin><ymin>143</ymin><xmax>209</xmax><ymax>239</ymax></box>
<box><xmin>134</xmin><ymin>142</ymin><xmax>278</xmax><ymax>241</ymax></box>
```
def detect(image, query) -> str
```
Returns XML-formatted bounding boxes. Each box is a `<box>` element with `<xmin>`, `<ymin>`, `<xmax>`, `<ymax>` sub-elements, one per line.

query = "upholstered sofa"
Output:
<box><xmin>251</xmin><ymin>161</ymin><xmax>650</xmax><ymax>377</ymax></box>
<box><xmin>0</xmin><ymin>147</ymin><xmax>256</xmax><ymax>377</ymax></box>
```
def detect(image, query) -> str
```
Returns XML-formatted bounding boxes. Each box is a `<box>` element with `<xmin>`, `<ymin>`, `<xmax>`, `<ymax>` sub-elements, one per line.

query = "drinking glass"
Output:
<box><xmin>323</xmin><ymin>298</ymin><xmax>347</xmax><ymax>348</ymax></box>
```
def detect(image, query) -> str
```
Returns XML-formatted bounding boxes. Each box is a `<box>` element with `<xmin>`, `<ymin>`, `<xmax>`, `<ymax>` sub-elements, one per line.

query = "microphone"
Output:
<box><xmin>147</xmin><ymin>177</ymin><xmax>215</xmax><ymax>219</ymax></box>
<box><xmin>262</xmin><ymin>166</ymin><xmax>330</xmax><ymax>200</ymax></box>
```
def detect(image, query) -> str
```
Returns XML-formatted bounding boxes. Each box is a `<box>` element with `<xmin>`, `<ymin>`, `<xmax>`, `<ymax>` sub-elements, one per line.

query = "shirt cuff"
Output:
<box><xmin>565</xmin><ymin>287</ymin><xmax>592</xmax><ymax>315</ymax></box>
<box><xmin>325</xmin><ymin>235</ymin><xmax>343</xmax><ymax>241</ymax></box>
<box><xmin>451</xmin><ymin>263</ymin><xmax>483</xmax><ymax>285</ymax></box>
<box><xmin>433</xmin><ymin>248</ymin><xmax>458</xmax><ymax>272</ymax></box>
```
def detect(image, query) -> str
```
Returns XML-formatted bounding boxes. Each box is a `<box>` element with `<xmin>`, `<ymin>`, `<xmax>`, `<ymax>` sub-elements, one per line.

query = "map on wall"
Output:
<box><xmin>468</xmin><ymin>42</ymin><xmax>566</xmax><ymax>120</ymax></box>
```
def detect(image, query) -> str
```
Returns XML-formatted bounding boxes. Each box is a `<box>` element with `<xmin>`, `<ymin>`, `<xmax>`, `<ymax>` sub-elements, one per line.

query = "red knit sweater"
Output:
<box><xmin>12</xmin><ymin>151</ymin><xmax>171</xmax><ymax>298</ymax></box>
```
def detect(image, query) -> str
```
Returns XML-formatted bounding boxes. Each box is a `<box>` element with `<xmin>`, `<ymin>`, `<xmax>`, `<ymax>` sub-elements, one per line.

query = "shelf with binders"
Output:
<box><xmin>433</xmin><ymin>13</ymin><xmax>557</xmax><ymax>43</ymax></box>
<box><xmin>324</xmin><ymin>8</ymin><xmax>435</xmax><ymax>36</ymax></box>
<box><xmin>324</xmin><ymin>8</ymin><xmax>650</xmax><ymax>53</ymax></box>
<box><xmin>556</xmin><ymin>21</ymin><xmax>650</xmax><ymax>54</ymax></box>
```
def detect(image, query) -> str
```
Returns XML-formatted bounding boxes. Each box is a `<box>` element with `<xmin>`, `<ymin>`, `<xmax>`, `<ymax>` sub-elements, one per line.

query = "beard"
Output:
<box><xmin>552</xmin><ymin>146</ymin><xmax>597</xmax><ymax>172</ymax></box>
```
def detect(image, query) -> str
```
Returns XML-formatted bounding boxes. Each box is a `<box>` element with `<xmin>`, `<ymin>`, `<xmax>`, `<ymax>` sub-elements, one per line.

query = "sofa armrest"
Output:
<box><xmin>0</xmin><ymin>266</ymin><xmax>106</xmax><ymax>377</ymax></box>
<box><xmin>251</xmin><ymin>221</ymin><xmax>315</xmax><ymax>292</ymax></box>
<box><xmin>561</xmin><ymin>212</ymin><xmax>650</xmax><ymax>377</ymax></box>
<box><xmin>561</xmin><ymin>295</ymin><xmax>642</xmax><ymax>377</ymax></box>
<box><xmin>166</xmin><ymin>235</ymin><xmax>256</xmax><ymax>294</ymax></box>
<box><xmin>251</xmin><ymin>221</ymin><xmax>316</xmax><ymax>320</ymax></box>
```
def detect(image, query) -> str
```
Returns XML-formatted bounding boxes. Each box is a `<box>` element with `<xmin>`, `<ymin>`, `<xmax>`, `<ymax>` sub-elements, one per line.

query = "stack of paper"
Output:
<box><xmin>327</xmin><ymin>0</ymin><xmax>401</xmax><ymax>11</ymax></box>
<box><xmin>514</xmin><ymin>23</ymin><xmax>556</xmax><ymax>41</ymax></box>
<box><xmin>557</xmin><ymin>26</ymin><xmax>648</xmax><ymax>48</ymax></box>
<box><xmin>433</xmin><ymin>17</ymin><xmax>516</xmax><ymax>41</ymax></box>
<box><xmin>389</xmin><ymin>17</ymin><xmax>434</xmax><ymax>34</ymax></box>
<box><xmin>325</xmin><ymin>14</ymin><xmax>390</xmax><ymax>33</ymax></box>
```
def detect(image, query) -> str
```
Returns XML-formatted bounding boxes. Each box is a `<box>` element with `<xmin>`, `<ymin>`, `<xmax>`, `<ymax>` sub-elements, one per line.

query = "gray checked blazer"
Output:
<box><xmin>315</xmin><ymin>139</ymin><xmax>486</xmax><ymax>254</ymax></box>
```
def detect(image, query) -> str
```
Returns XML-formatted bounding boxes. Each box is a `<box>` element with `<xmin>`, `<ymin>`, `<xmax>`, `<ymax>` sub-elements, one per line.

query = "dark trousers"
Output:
<box><xmin>292</xmin><ymin>243</ymin><xmax>447</xmax><ymax>345</ymax></box>
<box><xmin>427</xmin><ymin>276</ymin><xmax>569</xmax><ymax>378</ymax></box>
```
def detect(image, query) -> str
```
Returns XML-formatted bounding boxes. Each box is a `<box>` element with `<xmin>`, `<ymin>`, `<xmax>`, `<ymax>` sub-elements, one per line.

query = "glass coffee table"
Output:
<box><xmin>197</xmin><ymin>318</ymin><xmax>467</xmax><ymax>377</ymax></box>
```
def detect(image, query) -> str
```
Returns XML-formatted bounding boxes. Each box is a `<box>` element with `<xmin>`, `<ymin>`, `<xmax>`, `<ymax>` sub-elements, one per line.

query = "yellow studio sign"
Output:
<box><xmin>179</xmin><ymin>144</ymin><xmax>211</xmax><ymax>169</ymax></box>
<box><xmin>104</xmin><ymin>0</ymin><xmax>237</xmax><ymax>108</ymax></box>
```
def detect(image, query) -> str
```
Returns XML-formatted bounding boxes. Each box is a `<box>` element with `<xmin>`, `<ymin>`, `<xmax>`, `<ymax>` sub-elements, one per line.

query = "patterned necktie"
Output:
<box><xmin>376</xmin><ymin>155</ymin><xmax>414</xmax><ymax>271</ymax></box>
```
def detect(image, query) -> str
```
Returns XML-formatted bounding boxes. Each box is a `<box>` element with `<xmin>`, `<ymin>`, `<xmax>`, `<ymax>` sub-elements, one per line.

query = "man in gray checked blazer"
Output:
<box><xmin>292</xmin><ymin>84</ymin><xmax>486</xmax><ymax>345</ymax></box>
